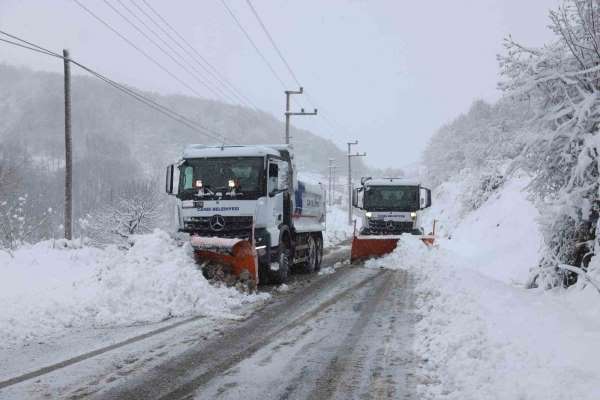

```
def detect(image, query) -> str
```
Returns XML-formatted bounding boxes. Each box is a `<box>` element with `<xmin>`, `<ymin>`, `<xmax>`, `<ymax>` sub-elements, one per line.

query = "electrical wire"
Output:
<box><xmin>244</xmin><ymin>0</ymin><xmax>301</xmax><ymax>88</ymax></box>
<box><xmin>108</xmin><ymin>0</ymin><xmax>236</xmax><ymax>104</ymax></box>
<box><xmin>0</xmin><ymin>30</ymin><xmax>226</xmax><ymax>142</ymax></box>
<box><xmin>71</xmin><ymin>0</ymin><xmax>221</xmax><ymax>106</ymax></box>
<box><xmin>219</xmin><ymin>0</ymin><xmax>289</xmax><ymax>90</ymax></box>
<box><xmin>242</xmin><ymin>1</ymin><xmax>346</xmax><ymax>139</ymax></box>
<box><xmin>135</xmin><ymin>0</ymin><xmax>260</xmax><ymax>110</ymax></box>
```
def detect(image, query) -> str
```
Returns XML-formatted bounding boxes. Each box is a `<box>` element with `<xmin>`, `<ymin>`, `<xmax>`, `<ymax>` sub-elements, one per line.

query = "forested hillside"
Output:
<box><xmin>0</xmin><ymin>64</ymin><xmax>362</xmax><ymax>245</ymax></box>
<box><xmin>423</xmin><ymin>0</ymin><xmax>600</xmax><ymax>287</ymax></box>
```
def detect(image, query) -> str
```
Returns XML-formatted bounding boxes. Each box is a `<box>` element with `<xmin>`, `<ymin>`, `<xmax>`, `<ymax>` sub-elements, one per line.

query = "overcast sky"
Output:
<box><xmin>0</xmin><ymin>0</ymin><xmax>560</xmax><ymax>168</ymax></box>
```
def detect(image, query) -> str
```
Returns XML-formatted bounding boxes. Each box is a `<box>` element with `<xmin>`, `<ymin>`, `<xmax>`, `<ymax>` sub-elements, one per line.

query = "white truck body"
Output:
<box><xmin>352</xmin><ymin>177</ymin><xmax>431</xmax><ymax>236</ymax></box>
<box><xmin>166</xmin><ymin>144</ymin><xmax>326</xmax><ymax>282</ymax></box>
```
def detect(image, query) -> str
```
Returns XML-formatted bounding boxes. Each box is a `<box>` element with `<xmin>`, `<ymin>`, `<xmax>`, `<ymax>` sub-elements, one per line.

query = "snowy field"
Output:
<box><xmin>366</xmin><ymin>173</ymin><xmax>600</xmax><ymax>399</ymax></box>
<box><xmin>0</xmin><ymin>230</ymin><xmax>268</xmax><ymax>351</ymax></box>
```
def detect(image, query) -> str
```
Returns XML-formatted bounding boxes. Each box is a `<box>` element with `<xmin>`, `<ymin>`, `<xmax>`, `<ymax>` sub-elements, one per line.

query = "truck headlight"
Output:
<box><xmin>182</xmin><ymin>200</ymin><xmax>195</xmax><ymax>208</ymax></box>
<box><xmin>410</xmin><ymin>212</ymin><xmax>417</xmax><ymax>219</ymax></box>
<box><xmin>365</xmin><ymin>212</ymin><xmax>372</xmax><ymax>218</ymax></box>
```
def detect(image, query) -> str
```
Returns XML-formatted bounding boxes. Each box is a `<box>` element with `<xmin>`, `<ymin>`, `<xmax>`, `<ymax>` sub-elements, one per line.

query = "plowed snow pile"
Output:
<box><xmin>0</xmin><ymin>230</ymin><xmax>268</xmax><ymax>349</ymax></box>
<box><xmin>365</xmin><ymin>172</ymin><xmax>600</xmax><ymax>399</ymax></box>
<box><xmin>367</xmin><ymin>236</ymin><xmax>600</xmax><ymax>399</ymax></box>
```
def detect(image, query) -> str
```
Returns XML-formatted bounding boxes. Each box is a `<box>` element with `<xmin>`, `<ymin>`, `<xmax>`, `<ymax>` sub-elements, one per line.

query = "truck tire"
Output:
<box><xmin>270</xmin><ymin>241</ymin><xmax>290</xmax><ymax>284</ymax></box>
<box><xmin>301</xmin><ymin>235</ymin><xmax>318</xmax><ymax>273</ymax></box>
<box><xmin>314</xmin><ymin>235</ymin><xmax>323</xmax><ymax>271</ymax></box>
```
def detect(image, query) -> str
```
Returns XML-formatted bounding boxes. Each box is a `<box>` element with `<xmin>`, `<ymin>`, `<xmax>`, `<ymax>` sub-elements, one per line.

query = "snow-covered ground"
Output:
<box><xmin>366</xmin><ymin>173</ymin><xmax>600</xmax><ymax>399</ymax></box>
<box><xmin>424</xmin><ymin>171</ymin><xmax>542</xmax><ymax>285</ymax></box>
<box><xmin>324</xmin><ymin>205</ymin><xmax>354</xmax><ymax>248</ymax></box>
<box><xmin>0</xmin><ymin>230</ymin><xmax>268</xmax><ymax>351</ymax></box>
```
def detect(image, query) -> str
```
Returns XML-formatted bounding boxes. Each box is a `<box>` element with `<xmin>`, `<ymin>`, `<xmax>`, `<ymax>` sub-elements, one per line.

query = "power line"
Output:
<box><xmin>245</xmin><ymin>0</ymin><xmax>301</xmax><ymax>88</ymax></box>
<box><xmin>109</xmin><ymin>0</ymin><xmax>267</xmax><ymax>135</ymax></box>
<box><xmin>219</xmin><ymin>0</ymin><xmax>289</xmax><ymax>90</ymax></box>
<box><xmin>135</xmin><ymin>0</ymin><xmax>260</xmax><ymax>110</ymax></box>
<box><xmin>112</xmin><ymin>0</ymin><xmax>245</xmax><ymax>106</ymax></box>
<box><xmin>0</xmin><ymin>30</ymin><xmax>226</xmax><ymax>142</ymax></box>
<box><xmin>100</xmin><ymin>0</ymin><xmax>231</xmax><ymax>103</ymax></box>
<box><xmin>71</xmin><ymin>0</ymin><xmax>221</xmax><ymax>106</ymax></box>
<box><xmin>242</xmin><ymin>1</ymin><xmax>347</xmax><ymax>139</ymax></box>
<box><xmin>0</xmin><ymin>37</ymin><xmax>57</xmax><ymax>57</ymax></box>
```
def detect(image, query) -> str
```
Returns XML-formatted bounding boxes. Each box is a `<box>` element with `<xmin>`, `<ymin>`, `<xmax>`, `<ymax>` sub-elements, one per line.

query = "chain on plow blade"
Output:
<box><xmin>191</xmin><ymin>236</ymin><xmax>259</xmax><ymax>292</ymax></box>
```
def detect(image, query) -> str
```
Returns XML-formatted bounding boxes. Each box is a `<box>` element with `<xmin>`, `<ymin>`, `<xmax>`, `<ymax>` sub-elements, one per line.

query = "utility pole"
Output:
<box><xmin>347</xmin><ymin>140</ymin><xmax>366</xmax><ymax>225</ymax></box>
<box><xmin>328</xmin><ymin>158</ymin><xmax>335</xmax><ymax>206</ymax></box>
<box><xmin>331</xmin><ymin>164</ymin><xmax>337</xmax><ymax>203</ymax></box>
<box><xmin>284</xmin><ymin>87</ymin><xmax>317</xmax><ymax>144</ymax></box>
<box><xmin>332</xmin><ymin>164</ymin><xmax>336</xmax><ymax>204</ymax></box>
<box><xmin>63</xmin><ymin>49</ymin><xmax>73</xmax><ymax>240</ymax></box>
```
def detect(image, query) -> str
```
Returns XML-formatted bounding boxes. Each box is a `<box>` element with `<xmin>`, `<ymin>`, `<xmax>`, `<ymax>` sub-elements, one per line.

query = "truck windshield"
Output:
<box><xmin>179</xmin><ymin>157</ymin><xmax>264</xmax><ymax>199</ymax></box>
<box><xmin>364</xmin><ymin>185</ymin><xmax>420</xmax><ymax>211</ymax></box>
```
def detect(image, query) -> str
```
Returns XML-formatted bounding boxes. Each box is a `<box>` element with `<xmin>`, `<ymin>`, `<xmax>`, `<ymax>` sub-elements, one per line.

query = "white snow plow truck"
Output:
<box><xmin>350</xmin><ymin>177</ymin><xmax>434</xmax><ymax>262</ymax></box>
<box><xmin>165</xmin><ymin>144</ymin><xmax>325</xmax><ymax>286</ymax></box>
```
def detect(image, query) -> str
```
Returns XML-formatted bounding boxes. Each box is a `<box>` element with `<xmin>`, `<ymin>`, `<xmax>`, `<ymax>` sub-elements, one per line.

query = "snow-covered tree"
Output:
<box><xmin>499</xmin><ymin>0</ymin><xmax>600</xmax><ymax>285</ymax></box>
<box><xmin>86</xmin><ymin>181</ymin><xmax>163</xmax><ymax>246</ymax></box>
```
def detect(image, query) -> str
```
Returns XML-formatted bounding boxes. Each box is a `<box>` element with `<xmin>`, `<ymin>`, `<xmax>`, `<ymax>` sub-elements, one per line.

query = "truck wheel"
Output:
<box><xmin>314</xmin><ymin>235</ymin><xmax>323</xmax><ymax>271</ymax></box>
<box><xmin>302</xmin><ymin>235</ymin><xmax>318</xmax><ymax>273</ymax></box>
<box><xmin>270</xmin><ymin>242</ymin><xmax>290</xmax><ymax>284</ymax></box>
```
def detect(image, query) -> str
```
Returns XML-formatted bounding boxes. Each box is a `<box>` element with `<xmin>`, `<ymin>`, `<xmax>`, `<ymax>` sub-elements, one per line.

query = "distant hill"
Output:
<box><xmin>0</xmin><ymin>63</ymin><xmax>365</xmax><ymax>177</ymax></box>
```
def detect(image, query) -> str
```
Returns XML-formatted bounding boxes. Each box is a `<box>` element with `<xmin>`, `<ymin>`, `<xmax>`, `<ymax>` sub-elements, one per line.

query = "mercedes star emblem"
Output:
<box><xmin>210</xmin><ymin>215</ymin><xmax>226</xmax><ymax>231</ymax></box>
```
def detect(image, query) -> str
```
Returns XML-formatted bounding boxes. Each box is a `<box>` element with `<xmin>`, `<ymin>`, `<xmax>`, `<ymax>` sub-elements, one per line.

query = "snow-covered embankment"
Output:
<box><xmin>367</xmin><ymin>174</ymin><xmax>600</xmax><ymax>399</ymax></box>
<box><xmin>0</xmin><ymin>230</ymin><xmax>268</xmax><ymax>350</ymax></box>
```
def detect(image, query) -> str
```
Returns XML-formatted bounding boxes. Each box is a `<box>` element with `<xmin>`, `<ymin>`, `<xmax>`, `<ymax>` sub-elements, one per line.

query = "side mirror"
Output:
<box><xmin>165</xmin><ymin>164</ymin><xmax>174</xmax><ymax>194</ymax></box>
<box><xmin>268</xmin><ymin>162</ymin><xmax>279</xmax><ymax>197</ymax></box>
<box><xmin>352</xmin><ymin>188</ymin><xmax>360</xmax><ymax>208</ymax></box>
<box><xmin>419</xmin><ymin>187</ymin><xmax>432</xmax><ymax>209</ymax></box>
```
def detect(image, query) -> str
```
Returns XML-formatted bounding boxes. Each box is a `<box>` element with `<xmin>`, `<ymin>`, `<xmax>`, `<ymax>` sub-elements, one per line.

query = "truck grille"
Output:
<box><xmin>365</xmin><ymin>219</ymin><xmax>414</xmax><ymax>235</ymax></box>
<box><xmin>184</xmin><ymin>215</ymin><xmax>253</xmax><ymax>238</ymax></box>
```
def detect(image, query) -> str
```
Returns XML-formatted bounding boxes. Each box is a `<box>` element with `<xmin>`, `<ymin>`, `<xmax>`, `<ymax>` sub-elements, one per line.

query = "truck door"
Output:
<box><xmin>268</xmin><ymin>161</ymin><xmax>285</xmax><ymax>229</ymax></box>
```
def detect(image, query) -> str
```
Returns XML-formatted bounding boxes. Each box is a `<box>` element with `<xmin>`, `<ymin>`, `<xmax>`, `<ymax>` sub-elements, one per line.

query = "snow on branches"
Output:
<box><xmin>85</xmin><ymin>181</ymin><xmax>163</xmax><ymax>247</ymax></box>
<box><xmin>499</xmin><ymin>0</ymin><xmax>600</xmax><ymax>284</ymax></box>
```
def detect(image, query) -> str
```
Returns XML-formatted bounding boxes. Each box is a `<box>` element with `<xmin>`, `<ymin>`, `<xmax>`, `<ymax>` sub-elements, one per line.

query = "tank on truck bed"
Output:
<box><xmin>165</xmin><ymin>144</ymin><xmax>326</xmax><ymax>286</ymax></box>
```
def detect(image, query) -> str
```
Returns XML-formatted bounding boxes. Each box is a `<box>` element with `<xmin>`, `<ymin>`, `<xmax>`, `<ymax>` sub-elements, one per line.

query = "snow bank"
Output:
<box><xmin>424</xmin><ymin>172</ymin><xmax>542</xmax><ymax>285</ymax></box>
<box><xmin>324</xmin><ymin>205</ymin><xmax>354</xmax><ymax>248</ymax></box>
<box><xmin>368</xmin><ymin>236</ymin><xmax>600</xmax><ymax>399</ymax></box>
<box><xmin>0</xmin><ymin>230</ymin><xmax>268</xmax><ymax>349</ymax></box>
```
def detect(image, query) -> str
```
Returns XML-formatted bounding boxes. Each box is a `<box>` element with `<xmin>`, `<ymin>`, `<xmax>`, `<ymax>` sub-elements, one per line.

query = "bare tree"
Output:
<box><xmin>86</xmin><ymin>180</ymin><xmax>163</xmax><ymax>246</ymax></box>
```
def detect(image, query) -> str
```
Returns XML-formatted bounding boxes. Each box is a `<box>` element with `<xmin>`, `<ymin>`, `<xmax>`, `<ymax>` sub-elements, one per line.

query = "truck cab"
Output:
<box><xmin>165</xmin><ymin>144</ymin><xmax>325</xmax><ymax>283</ymax></box>
<box><xmin>352</xmin><ymin>177</ymin><xmax>431</xmax><ymax>236</ymax></box>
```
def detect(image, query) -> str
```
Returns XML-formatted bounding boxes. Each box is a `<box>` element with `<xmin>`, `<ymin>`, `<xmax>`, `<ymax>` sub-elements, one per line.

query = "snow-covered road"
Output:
<box><xmin>4</xmin><ymin>243</ymin><xmax>419</xmax><ymax>400</ymax></box>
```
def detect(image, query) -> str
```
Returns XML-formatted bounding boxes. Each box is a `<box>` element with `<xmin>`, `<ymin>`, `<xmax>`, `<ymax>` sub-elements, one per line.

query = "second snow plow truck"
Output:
<box><xmin>165</xmin><ymin>144</ymin><xmax>325</xmax><ymax>287</ymax></box>
<box><xmin>350</xmin><ymin>177</ymin><xmax>434</xmax><ymax>262</ymax></box>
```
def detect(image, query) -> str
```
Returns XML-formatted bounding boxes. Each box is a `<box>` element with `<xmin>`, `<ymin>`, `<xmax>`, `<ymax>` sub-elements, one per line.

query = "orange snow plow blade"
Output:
<box><xmin>191</xmin><ymin>236</ymin><xmax>258</xmax><ymax>284</ymax></box>
<box><xmin>350</xmin><ymin>236</ymin><xmax>399</xmax><ymax>263</ymax></box>
<box><xmin>350</xmin><ymin>235</ymin><xmax>436</xmax><ymax>263</ymax></box>
<box><xmin>350</xmin><ymin>220</ymin><xmax>437</xmax><ymax>263</ymax></box>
